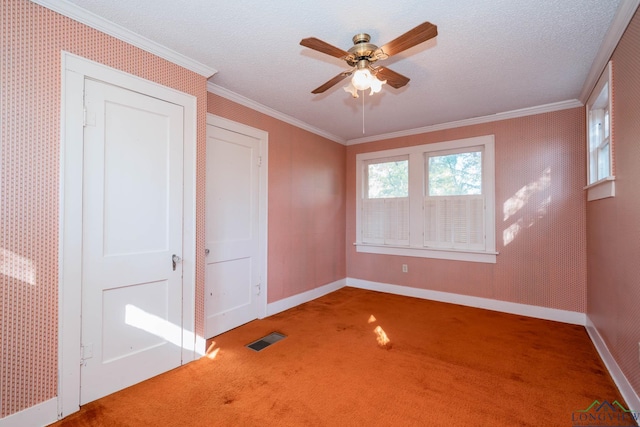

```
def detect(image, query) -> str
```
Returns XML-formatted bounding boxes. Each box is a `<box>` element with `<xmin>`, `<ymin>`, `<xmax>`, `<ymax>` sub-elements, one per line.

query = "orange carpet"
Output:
<box><xmin>50</xmin><ymin>287</ymin><xmax>634</xmax><ymax>426</ymax></box>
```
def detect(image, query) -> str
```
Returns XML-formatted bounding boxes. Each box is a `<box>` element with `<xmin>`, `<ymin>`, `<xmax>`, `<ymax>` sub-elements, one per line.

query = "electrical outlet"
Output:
<box><xmin>402</xmin><ymin>264</ymin><xmax>408</xmax><ymax>273</ymax></box>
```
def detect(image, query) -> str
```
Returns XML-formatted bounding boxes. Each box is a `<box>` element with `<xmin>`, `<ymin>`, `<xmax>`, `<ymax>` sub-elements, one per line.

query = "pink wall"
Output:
<box><xmin>587</xmin><ymin>7</ymin><xmax>640</xmax><ymax>397</ymax></box>
<box><xmin>0</xmin><ymin>1</ymin><xmax>208</xmax><ymax>417</ymax></box>
<box><xmin>207</xmin><ymin>93</ymin><xmax>347</xmax><ymax>303</ymax></box>
<box><xmin>5</xmin><ymin>0</ymin><xmax>633</xmax><ymax>420</ymax></box>
<box><xmin>347</xmin><ymin>108</ymin><xmax>587</xmax><ymax>312</ymax></box>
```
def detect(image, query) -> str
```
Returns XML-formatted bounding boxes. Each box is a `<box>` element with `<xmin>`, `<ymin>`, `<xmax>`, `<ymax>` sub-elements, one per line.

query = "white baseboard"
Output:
<box><xmin>266</xmin><ymin>278</ymin><xmax>346</xmax><ymax>316</ymax></box>
<box><xmin>0</xmin><ymin>398</ymin><xmax>58</xmax><ymax>427</ymax></box>
<box><xmin>346</xmin><ymin>278</ymin><xmax>586</xmax><ymax>325</ymax></box>
<box><xmin>586</xmin><ymin>315</ymin><xmax>640</xmax><ymax>412</ymax></box>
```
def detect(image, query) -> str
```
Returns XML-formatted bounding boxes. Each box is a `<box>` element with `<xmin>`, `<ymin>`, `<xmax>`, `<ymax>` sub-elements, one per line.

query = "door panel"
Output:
<box><xmin>207</xmin><ymin>136</ymin><xmax>253</xmax><ymax>243</ymax></box>
<box><xmin>102</xmin><ymin>102</ymin><xmax>170</xmax><ymax>255</ymax></box>
<box><xmin>81</xmin><ymin>79</ymin><xmax>184</xmax><ymax>404</ymax></box>
<box><xmin>102</xmin><ymin>280</ymin><xmax>170</xmax><ymax>362</ymax></box>
<box><xmin>206</xmin><ymin>257</ymin><xmax>253</xmax><ymax>314</ymax></box>
<box><xmin>205</xmin><ymin>126</ymin><xmax>260</xmax><ymax>337</ymax></box>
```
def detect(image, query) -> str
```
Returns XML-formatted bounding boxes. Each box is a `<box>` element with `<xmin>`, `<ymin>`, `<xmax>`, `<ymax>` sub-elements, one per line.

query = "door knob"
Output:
<box><xmin>172</xmin><ymin>254</ymin><xmax>181</xmax><ymax>271</ymax></box>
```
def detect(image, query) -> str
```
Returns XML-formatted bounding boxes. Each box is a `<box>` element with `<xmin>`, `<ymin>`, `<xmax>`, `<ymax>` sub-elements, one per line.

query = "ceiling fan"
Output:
<box><xmin>300</xmin><ymin>21</ymin><xmax>437</xmax><ymax>97</ymax></box>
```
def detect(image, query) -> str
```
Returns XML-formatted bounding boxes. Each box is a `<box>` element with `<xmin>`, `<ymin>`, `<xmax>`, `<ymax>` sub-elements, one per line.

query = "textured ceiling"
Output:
<box><xmin>58</xmin><ymin>0</ymin><xmax>624</xmax><ymax>142</ymax></box>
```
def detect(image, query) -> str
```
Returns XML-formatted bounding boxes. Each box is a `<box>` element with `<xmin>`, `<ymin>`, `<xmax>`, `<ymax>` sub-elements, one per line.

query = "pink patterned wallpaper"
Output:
<box><xmin>0</xmin><ymin>0</ymin><xmax>207</xmax><ymax>417</ymax></box>
<box><xmin>346</xmin><ymin>107</ymin><xmax>587</xmax><ymax>313</ymax></box>
<box><xmin>587</xmin><ymin>7</ymin><xmax>640</xmax><ymax>400</ymax></box>
<box><xmin>5</xmin><ymin>0</ymin><xmax>637</xmax><ymax>420</ymax></box>
<box><xmin>207</xmin><ymin>93</ymin><xmax>347</xmax><ymax>303</ymax></box>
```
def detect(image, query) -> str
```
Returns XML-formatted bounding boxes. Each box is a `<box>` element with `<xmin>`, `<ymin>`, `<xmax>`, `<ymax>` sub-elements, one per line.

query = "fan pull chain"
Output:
<box><xmin>362</xmin><ymin>90</ymin><xmax>365</xmax><ymax>134</ymax></box>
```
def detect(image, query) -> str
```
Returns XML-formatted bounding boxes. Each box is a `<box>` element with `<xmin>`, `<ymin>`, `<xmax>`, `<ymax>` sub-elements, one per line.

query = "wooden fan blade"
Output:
<box><xmin>311</xmin><ymin>73</ymin><xmax>349</xmax><ymax>94</ymax></box>
<box><xmin>300</xmin><ymin>37</ymin><xmax>349</xmax><ymax>59</ymax></box>
<box><xmin>379</xmin><ymin>22</ymin><xmax>438</xmax><ymax>57</ymax></box>
<box><xmin>375</xmin><ymin>67</ymin><xmax>410</xmax><ymax>89</ymax></box>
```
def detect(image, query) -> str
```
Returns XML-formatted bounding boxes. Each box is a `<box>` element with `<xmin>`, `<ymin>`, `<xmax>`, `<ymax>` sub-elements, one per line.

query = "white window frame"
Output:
<box><xmin>362</xmin><ymin>156</ymin><xmax>410</xmax><ymax>246</ymax></box>
<box><xmin>355</xmin><ymin>135</ymin><xmax>496</xmax><ymax>263</ymax></box>
<box><xmin>585</xmin><ymin>60</ymin><xmax>614</xmax><ymax>201</ymax></box>
<box><xmin>424</xmin><ymin>146</ymin><xmax>485</xmax><ymax>251</ymax></box>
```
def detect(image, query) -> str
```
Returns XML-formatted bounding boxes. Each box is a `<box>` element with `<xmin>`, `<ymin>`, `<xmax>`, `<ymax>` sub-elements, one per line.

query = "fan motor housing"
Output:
<box><xmin>347</xmin><ymin>33</ymin><xmax>380</xmax><ymax>66</ymax></box>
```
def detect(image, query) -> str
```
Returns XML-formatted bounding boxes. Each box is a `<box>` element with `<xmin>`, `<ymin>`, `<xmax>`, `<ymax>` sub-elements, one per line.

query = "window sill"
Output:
<box><xmin>584</xmin><ymin>176</ymin><xmax>615</xmax><ymax>201</ymax></box>
<box><xmin>354</xmin><ymin>243</ymin><xmax>497</xmax><ymax>264</ymax></box>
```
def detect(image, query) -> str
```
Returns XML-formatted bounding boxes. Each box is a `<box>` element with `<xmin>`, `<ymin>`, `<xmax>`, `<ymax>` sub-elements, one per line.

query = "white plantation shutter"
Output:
<box><xmin>385</xmin><ymin>198</ymin><xmax>410</xmax><ymax>245</ymax></box>
<box><xmin>424</xmin><ymin>195</ymin><xmax>485</xmax><ymax>250</ymax></box>
<box><xmin>363</xmin><ymin>197</ymin><xmax>409</xmax><ymax>245</ymax></box>
<box><xmin>362</xmin><ymin>199</ymin><xmax>385</xmax><ymax>244</ymax></box>
<box><xmin>467</xmin><ymin>197</ymin><xmax>484</xmax><ymax>246</ymax></box>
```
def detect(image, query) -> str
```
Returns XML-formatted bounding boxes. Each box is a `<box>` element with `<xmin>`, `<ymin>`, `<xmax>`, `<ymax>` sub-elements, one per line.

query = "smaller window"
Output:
<box><xmin>362</xmin><ymin>157</ymin><xmax>410</xmax><ymax>246</ymax></box>
<box><xmin>588</xmin><ymin>84</ymin><xmax>610</xmax><ymax>182</ymax></box>
<box><xmin>366</xmin><ymin>158</ymin><xmax>409</xmax><ymax>199</ymax></box>
<box><xmin>427</xmin><ymin>149</ymin><xmax>482</xmax><ymax>196</ymax></box>
<box><xmin>424</xmin><ymin>148</ymin><xmax>485</xmax><ymax>251</ymax></box>
<box><xmin>585</xmin><ymin>61</ymin><xmax>614</xmax><ymax>201</ymax></box>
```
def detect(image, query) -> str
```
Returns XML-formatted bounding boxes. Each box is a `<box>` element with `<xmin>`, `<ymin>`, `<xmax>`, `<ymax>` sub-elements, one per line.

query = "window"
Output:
<box><xmin>424</xmin><ymin>148</ymin><xmax>485</xmax><ymax>251</ymax></box>
<box><xmin>585</xmin><ymin>61</ymin><xmax>614</xmax><ymax>201</ymax></box>
<box><xmin>356</xmin><ymin>135</ymin><xmax>496</xmax><ymax>263</ymax></box>
<box><xmin>362</xmin><ymin>157</ymin><xmax>409</xmax><ymax>245</ymax></box>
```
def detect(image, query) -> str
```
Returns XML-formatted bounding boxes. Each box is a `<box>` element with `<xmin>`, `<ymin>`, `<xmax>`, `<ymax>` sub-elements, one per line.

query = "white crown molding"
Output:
<box><xmin>207</xmin><ymin>82</ymin><xmax>346</xmax><ymax>145</ymax></box>
<box><xmin>30</xmin><ymin>0</ymin><xmax>217</xmax><ymax>78</ymax></box>
<box><xmin>579</xmin><ymin>0</ymin><xmax>640</xmax><ymax>102</ymax></box>
<box><xmin>347</xmin><ymin>99</ymin><xmax>583</xmax><ymax>145</ymax></box>
<box><xmin>208</xmin><ymin>79</ymin><xmax>581</xmax><ymax>146</ymax></box>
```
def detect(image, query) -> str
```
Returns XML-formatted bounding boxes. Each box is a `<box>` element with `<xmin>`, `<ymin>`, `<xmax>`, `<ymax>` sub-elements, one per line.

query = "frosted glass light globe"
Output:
<box><xmin>352</xmin><ymin>68</ymin><xmax>373</xmax><ymax>91</ymax></box>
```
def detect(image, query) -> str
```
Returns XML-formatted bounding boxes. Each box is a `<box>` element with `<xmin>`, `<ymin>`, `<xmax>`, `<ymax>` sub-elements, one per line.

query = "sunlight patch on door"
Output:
<box><xmin>102</xmin><ymin>281</ymin><xmax>170</xmax><ymax>363</ymax></box>
<box><xmin>125</xmin><ymin>304</ymin><xmax>181</xmax><ymax>347</ymax></box>
<box><xmin>124</xmin><ymin>304</ymin><xmax>205</xmax><ymax>355</ymax></box>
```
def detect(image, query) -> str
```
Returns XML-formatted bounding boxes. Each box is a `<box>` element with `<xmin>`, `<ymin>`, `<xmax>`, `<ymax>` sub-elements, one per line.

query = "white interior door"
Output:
<box><xmin>80</xmin><ymin>78</ymin><xmax>184</xmax><ymax>404</ymax></box>
<box><xmin>205</xmin><ymin>124</ymin><xmax>261</xmax><ymax>338</ymax></box>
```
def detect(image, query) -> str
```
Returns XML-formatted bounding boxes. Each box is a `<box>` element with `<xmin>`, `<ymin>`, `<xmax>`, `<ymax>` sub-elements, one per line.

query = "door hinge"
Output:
<box><xmin>256</xmin><ymin>283</ymin><xmax>261</xmax><ymax>295</ymax></box>
<box><xmin>83</xmin><ymin>106</ymin><xmax>96</xmax><ymax>127</ymax></box>
<box><xmin>80</xmin><ymin>343</ymin><xmax>93</xmax><ymax>366</ymax></box>
<box><xmin>257</xmin><ymin>156</ymin><xmax>262</xmax><ymax>167</ymax></box>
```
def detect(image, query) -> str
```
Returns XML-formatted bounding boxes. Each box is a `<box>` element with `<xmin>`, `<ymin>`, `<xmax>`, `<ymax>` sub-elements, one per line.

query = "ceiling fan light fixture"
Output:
<box><xmin>352</xmin><ymin>68</ymin><xmax>373</xmax><ymax>91</ymax></box>
<box><xmin>348</xmin><ymin>67</ymin><xmax>386</xmax><ymax>96</ymax></box>
<box><xmin>369</xmin><ymin>76</ymin><xmax>386</xmax><ymax>95</ymax></box>
<box><xmin>301</xmin><ymin>22</ymin><xmax>437</xmax><ymax>96</ymax></box>
<box><xmin>343</xmin><ymin>81</ymin><xmax>359</xmax><ymax>98</ymax></box>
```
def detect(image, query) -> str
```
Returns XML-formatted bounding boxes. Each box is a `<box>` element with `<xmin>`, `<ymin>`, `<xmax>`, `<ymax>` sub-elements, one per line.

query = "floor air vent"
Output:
<box><xmin>246</xmin><ymin>332</ymin><xmax>287</xmax><ymax>352</ymax></box>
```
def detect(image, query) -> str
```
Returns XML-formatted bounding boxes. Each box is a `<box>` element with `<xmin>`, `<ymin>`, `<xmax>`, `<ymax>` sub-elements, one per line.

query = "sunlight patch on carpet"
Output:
<box><xmin>374</xmin><ymin>326</ymin><xmax>392</xmax><ymax>350</ymax></box>
<box><xmin>246</xmin><ymin>332</ymin><xmax>287</xmax><ymax>352</ymax></box>
<box><xmin>206</xmin><ymin>341</ymin><xmax>220</xmax><ymax>359</ymax></box>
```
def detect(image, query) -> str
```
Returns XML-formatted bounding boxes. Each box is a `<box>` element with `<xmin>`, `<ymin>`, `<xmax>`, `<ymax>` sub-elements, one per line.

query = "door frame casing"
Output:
<box><xmin>206</xmin><ymin>114</ymin><xmax>269</xmax><ymax>322</ymax></box>
<box><xmin>58</xmin><ymin>52</ymin><xmax>199</xmax><ymax>418</ymax></box>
